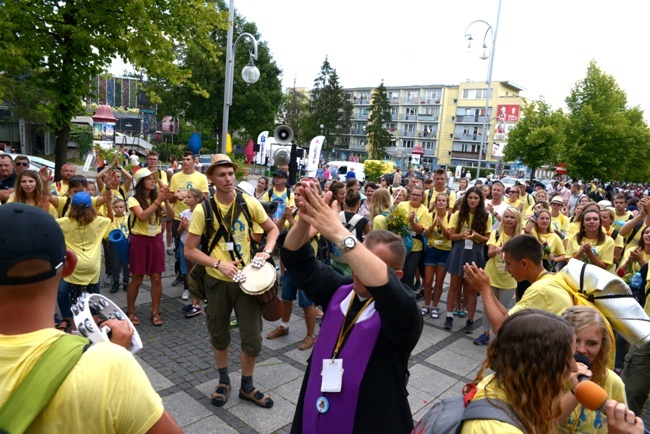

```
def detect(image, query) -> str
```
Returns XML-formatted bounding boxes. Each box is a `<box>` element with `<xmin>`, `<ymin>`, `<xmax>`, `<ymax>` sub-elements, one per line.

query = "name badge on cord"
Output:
<box><xmin>321</xmin><ymin>359</ymin><xmax>343</xmax><ymax>393</ymax></box>
<box><xmin>147</xmin><ymin>223</ymin><xmax>157</xmax><ymax>237</ymax></box>
<box><xmin>222</xmin><ymin>242</ymin><xmax>234</xmax><ymax>251</ymax></box>
<box><xmin>434</xmin><ymin>239</ymin><xmax>443</xmax><ymax>245</ymax></box>
<box><xmin>464</xmin><ymin>239</ymin><xmax>474</xmax><ymax>250</ymax></box>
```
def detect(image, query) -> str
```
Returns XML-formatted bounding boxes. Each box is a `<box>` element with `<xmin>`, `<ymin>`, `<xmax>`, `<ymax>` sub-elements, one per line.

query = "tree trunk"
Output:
<box><xmin>54</xmin><ymin>124</ymin><xmax>71</xmax><ymax>182</ymax></box>
<box><xmin>529</xmin><ymin>167</ymin><xmax>537</xmax><ymax>184</ymax></box>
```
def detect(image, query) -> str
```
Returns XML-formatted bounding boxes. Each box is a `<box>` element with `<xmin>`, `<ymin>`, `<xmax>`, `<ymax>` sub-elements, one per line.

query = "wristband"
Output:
<box><xmin>214</xmin><ymin>260</ymin><xmax>221</xmax><ymax>269</ymax></box>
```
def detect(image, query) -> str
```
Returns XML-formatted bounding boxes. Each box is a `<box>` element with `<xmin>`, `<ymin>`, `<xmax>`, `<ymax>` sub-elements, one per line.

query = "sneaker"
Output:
<box><xmin>459</xmin><ymin>310</ymin><xmax>467</xmax><ymax>318</ymax></box>
<box><xmin>414</xmin><ymin>280</ymin><xmax>422</xmax><ymax>290</ymax></box>
<box><xmin>166</xmin><ymin>248</ymin><xmax>174</xmax><ymax>256</ymax></box>
<box><xmin>182</xmin><ymin>304</ymin><xmax>193</xmax><ymax>313</ymax></box>
<box><xmin>421</xmin><ymin>306</ymin><xmax>430</xmax><ymax>316</ymax></box>
<box><xmin>465</xmin><ymin>320</ymin><xmax>474</xmax><ymax>334</ymax></box>
<box><xmin>171</xmin><ymin>275</ymin><xmax>185</xmax><ymax>287</ymax></box>
<box><xmin>315</xmin><ymin>308</ymin><xmax>324</xmax><ymax>318</ymax></box>
<box><xmin>430</xmin><ymin>307</ymin><xmax>440</xmax><ymax>319</ymax></box>
<box><xmin>415</xmin><ymin>291</ymin><xmax>424</xmax><ymax>300</ymax></box>
<box><xmin>474</xmin><ymin>332</ymin><xmax>490</xmax><ymax>346</ymax></box>
<box><xmin>453</xmin><ymin>309</ymin><xmax>459</xmax><ymax>316</ymax></box>
<box><xmin>123</xmin><ymin>284</ymin><xmax>128</xmax><ymax>292</ymax></box>
<box><xmin>185</xmin><ymin>305</ymin><xmax>202</xmax><ymax>318</ymax></box>
<box><xmin>182</xmin><ymin>289</ymin><xmax>190</xmax><ymax>300</ymax></box>
<box><xmin>110</xmin><ymin>283</ymin><xmax>119</xmax><ymax>294</ymax></box>
<box><xmin>443</xmin><ymin>316</ymin><xmax>453</xmax><ymax>330</ymax></box>
<box><xmin>229</xmin><ymin>319</ymin><xmax>239</xmax><ymax>329</ymax></box>
<box><xmin>298</xmin><ymin>335</ymin><xmax>316</xmax><ymax>351</ymax></box>
<box><xmin>266</xmin><ymin>326</ymin><xmax>289</xmax><ymax>339</ymax></box>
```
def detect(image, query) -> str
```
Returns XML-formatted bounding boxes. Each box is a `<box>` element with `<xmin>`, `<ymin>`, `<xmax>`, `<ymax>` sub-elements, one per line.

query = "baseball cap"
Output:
<box><xmin>206</xmin><ymin>154</ymin><xmax>239</xmax><ymax>177</ymax></box>
<box><xmin>71</xmin><ymin>191</ymin><xmax>92</xmax><ymax>208</ymax></box>
<box><xmin>273</xmin><ymin>170</ymin><xmax>288</xmax><ymax>179</ymax></box>
<box><xmin>0</xmin><ymin>203</ymin><xmax>66</xmax><ymax>285</ymax></box>
<box><xmin>134</xmin><ymin>168</ymin><xmax>153</xmax><ymax>186</ymax></box>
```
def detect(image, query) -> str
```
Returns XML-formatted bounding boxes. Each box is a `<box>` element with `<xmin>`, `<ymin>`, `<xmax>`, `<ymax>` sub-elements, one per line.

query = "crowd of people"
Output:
<box><xmin>1</xmin><ymin>147</ymin><xmax>648</xmax><ymax>433</ymax></box>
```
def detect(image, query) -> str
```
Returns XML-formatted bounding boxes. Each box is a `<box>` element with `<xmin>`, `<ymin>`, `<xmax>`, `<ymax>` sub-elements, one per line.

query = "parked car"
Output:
<box><xmin>499</xmin><ymin>177</ymin><xmax>518</xmax><ymax>189</ymax></box>
<box><xmin>468</xmin><ymin>177</ymin><xmax>488</xmax><ymax>187</ymax></box>
<box><xmin>381</xmin><ymin>170</ymin><xmax>426</xmax><ymax>186</ymax></box>
<box><xmin>197</xmin><ymin>154</ymin><xmax>212</xmax><ymax>174</ymax></box>
<box><xmin>328</xmin><ymin>161</ymin><xmax>366</xmax><ymax>184</ymax></box>
<box><xmin>6</xmin><ymin>153</ymin><xmax>55</xmax><ymax>172</ymax></box>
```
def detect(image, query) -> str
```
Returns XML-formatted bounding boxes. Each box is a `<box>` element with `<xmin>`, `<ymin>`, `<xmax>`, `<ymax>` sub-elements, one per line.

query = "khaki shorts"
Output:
<box><xmin>204</xmin><ymin>274</ymin><xmax>262</xmax><ymax>357</ymax></box>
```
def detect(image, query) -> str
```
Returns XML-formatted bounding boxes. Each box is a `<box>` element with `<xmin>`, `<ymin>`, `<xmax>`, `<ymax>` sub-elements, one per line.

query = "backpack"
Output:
<box><xmin>312</xmin><ymin>233</ymin><xmax>331</xmax><ymax>264</ymax></box>
<box><xmin>330</xmin><ymin>211</ymin><xmax>365</xmax><ymax>259</ymax></box>
<box><xmin>412</xmin><ymin>389</ymin><xmax>524</xmax><ymax>434</ymax></box>
<box><xmin>0</xmin><ymin>335</ymin><xmax>90</xmax><ymax>434</ymax></box>
<box><xmin>629</xmin><ymin>262</ymin><xmax>649</xmax><ymax>307</ymax></box>
<box><xmin>427</xmin><ymin>188</ymin><xmax>451</xmax><ymax>208</ymax></box>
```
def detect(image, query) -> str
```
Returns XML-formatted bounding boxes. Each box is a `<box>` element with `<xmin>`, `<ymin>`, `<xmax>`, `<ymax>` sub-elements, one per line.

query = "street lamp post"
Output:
<box><xmin>464</xmin><ymin>0</ymin><xmax>502</xmax><ymax>179</ymax></box>
<box><xmin>220</xmin><ymin>0</ymin><xmax>260</xmax><ymax>154</ymax></box>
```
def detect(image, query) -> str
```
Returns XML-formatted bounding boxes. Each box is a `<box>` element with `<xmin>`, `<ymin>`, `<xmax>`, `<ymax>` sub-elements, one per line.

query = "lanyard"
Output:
<box><xmin>332</xmin><ymin>296</ymin><xmax>374</xmax><ymax>360</ymax></box>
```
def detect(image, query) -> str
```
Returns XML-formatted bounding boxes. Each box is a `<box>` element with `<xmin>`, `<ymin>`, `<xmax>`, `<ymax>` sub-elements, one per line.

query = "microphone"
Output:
<box><xmin>574</xmin><ymin>381</ymin><xmax>608</xmax><ymax>413</ymax></box>
<box><xmin>574</xmin><ymin>354</ymin><xmax>592</xmax><ymax>383</ymax></box>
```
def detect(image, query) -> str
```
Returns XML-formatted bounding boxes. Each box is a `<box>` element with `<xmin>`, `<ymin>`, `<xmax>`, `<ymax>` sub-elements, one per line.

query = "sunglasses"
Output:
<box><xmin>15</xmin><ymin>162</ymin><xmax>29</xmax><ymax>167</ymax></box>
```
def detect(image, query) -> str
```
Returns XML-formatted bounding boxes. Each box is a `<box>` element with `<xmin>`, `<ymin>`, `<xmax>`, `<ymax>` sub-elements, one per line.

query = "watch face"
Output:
<box><xmin>344</xmin><ymin>237</ymin><xmax>356</xmax><ymax>248</ymax></box>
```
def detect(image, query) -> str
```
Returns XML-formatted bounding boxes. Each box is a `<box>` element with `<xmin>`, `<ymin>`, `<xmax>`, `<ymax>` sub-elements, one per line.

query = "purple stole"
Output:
<box><xmin>303</xmin><ymin>284</ymin><xmax>382</xmax><ymax>434</ymax></box>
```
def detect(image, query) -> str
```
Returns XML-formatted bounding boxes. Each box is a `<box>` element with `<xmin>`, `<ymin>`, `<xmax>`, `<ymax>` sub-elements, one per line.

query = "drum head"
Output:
<box><xmin>239</xmin><ymin>262</ymin><xmax>276</xmax><ymax>295</ymax></box>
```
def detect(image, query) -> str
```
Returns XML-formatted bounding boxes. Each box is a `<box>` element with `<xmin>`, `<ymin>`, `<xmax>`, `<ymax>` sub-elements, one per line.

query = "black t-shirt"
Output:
<box><xmin>0</xmin><ymin>172</ymin><xmax>16</xmax><ymax>190</ymax></box>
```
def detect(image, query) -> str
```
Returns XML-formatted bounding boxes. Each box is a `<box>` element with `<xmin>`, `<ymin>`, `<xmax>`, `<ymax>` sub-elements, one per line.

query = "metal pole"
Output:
<box><xmin>220</xmin><ymin>0</ymin><xmax>235</xmax><ymax>154</ymax></box>
<box><xmin>475</xmin><ymin>0</ymin><xmax>502</xmax><ymax>180</ymax></box>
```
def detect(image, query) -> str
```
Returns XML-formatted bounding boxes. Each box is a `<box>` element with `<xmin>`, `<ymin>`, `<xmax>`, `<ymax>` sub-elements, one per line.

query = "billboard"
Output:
<box><xmin>161</xmin><ymin>116</ymin><xmax>179</xmax><ymax>134</ymax></box>
<box><xmin>496</xmin><ymin>104</ymin><xmax>520</xmax><ymax>122</ymax></box>
<box><xmin>116</xmin><ymin>118</ymin><xmax>141</xmax><ymax>133</ymax></box>
<box><xmin>92</xmin><ymin>122</ymin><xmax>115</xmax><ymax>149</ymax></box>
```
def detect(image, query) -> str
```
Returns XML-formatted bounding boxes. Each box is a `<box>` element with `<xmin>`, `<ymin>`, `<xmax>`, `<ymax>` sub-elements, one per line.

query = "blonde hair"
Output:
<box><xmin>498</xmin><ymin>206</ymin><xmax>523</xmax><ymax>236</ymax></box>
<box><xmin>370</xmin><ymin>188</ymin><xmax>392</xmax><ymax>221</ymax></box>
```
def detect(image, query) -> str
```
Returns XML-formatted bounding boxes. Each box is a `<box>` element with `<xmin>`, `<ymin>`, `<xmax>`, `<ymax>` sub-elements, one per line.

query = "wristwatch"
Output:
<box><xmin>263</xmin><ymin>249</ymin><xmax>273</xmax><ymax>255</ymax></box>
<box><xmin>339</xmin><ymin>236</ymin><xmax>357</xmax><ymax>253</ymax></box>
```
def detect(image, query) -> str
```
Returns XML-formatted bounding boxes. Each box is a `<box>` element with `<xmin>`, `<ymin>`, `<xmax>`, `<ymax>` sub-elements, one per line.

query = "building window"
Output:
<box><xmin>403</xmin><ymin>140</ymin><xmax>414</xmax><ymax>149</ymax></box>
<box><xmin>386</xmin><ymin>123</ymin><xmax>396</xmax><ymax>131</ymax></box>
<box><xmin>422</xmin><ymin>141</ymin><xmax>435</xmax><ymax>150</ymax></box>
<box><xmin>390</xmin><ymin>107</ymin><xmax>398</xmax><ymax>116</ymax></box>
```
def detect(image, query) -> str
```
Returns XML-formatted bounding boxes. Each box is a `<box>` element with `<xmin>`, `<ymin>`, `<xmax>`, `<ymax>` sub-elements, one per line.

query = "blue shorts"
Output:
<box><xmin>281</xmin><ymin>270</ymin><xmax>313</xmax><ymax>308</ymax></box>
<box><xmin>424</xmin><ymin>246</ymin><xmax>450</xmax><ymax>267</ymax></box>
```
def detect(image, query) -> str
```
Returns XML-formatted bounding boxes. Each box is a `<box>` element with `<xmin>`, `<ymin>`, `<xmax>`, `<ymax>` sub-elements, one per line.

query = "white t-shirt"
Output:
<box><xmin>179</xmin><ymin>209</ymin><xmax>193</xmax><ymax>244</ymax></box>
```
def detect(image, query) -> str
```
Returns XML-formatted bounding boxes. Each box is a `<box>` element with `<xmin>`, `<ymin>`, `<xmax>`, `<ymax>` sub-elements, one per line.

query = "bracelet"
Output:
<box><xmin>214</xmin><ymin>260</ymin><xmax>221</xmax><ymax>269</ymax></box>
<box><xmin>263</xmin><ymin>249</ymin><xmax>273</xmax><ymax>255</ymax></box>
<box><xmin>153</xmin><ymin>201</ymin><xmax>160</xmax><ymax>207</ymax></box>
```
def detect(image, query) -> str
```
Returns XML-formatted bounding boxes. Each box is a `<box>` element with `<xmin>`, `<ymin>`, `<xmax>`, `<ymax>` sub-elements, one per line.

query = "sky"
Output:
<box><xmin>112</xmin><ymin>0</ymin><xmax>649</xmax><ymax>119</ymax></box>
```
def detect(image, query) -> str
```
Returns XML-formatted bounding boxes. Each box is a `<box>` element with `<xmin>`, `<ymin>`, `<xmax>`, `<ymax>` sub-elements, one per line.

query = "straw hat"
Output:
<box><xmin>206</xmin><ymin>154</ymin><xmax>239</xmax><ymax>177</ymax></box>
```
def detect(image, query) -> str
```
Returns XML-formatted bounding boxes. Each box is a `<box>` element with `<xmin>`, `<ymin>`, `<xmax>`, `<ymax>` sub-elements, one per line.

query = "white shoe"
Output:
<box><xmin>182</xmin><ymin>289</ymin><xmax>190</xmax><ymax>300</ymax></box>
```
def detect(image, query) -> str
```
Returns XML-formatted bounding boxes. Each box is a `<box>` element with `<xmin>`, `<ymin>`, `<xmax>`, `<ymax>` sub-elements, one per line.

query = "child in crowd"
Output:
<box><xmin>178</xmin><ymin>188</ymin><xmax>204</xmax><ymax>317</ymax></box>
<box><xmin>108</xmin><ymin>198</ymin><xmax>130</xmax><ymax>293</ymax></box>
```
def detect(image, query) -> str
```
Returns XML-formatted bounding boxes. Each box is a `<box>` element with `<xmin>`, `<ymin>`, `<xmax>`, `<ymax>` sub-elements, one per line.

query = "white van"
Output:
<box><xmin>328</xmin><ymin>161</ymin><xmax>365</xmax><ymax>184</ymax></box>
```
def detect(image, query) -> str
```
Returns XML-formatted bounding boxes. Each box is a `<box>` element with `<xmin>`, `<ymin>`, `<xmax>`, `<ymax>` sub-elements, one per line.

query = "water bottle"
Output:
<box><xmin>630</xmin><ymin>272</ymin><xmax>643</xmax><ymax>292</ymax></box>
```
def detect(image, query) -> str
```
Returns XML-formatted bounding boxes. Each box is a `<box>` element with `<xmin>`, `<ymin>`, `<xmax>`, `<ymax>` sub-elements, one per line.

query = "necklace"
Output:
<box><xmin>77</xmin><ymin>225</ymin><xmax>87</xmax><ymax>252</ymax></box>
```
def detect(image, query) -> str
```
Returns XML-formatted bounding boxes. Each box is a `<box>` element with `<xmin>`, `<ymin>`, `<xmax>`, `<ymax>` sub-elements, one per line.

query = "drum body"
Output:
<box><xmin>240</xmin><ymin>263</ymin><xmax>282</xmax><ymax>321</ymax></box>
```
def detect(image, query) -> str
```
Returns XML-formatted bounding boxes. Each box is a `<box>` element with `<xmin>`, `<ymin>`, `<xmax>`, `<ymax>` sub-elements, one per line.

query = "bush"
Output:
<box><xmin>363</xmin><ymin>161</ymin><xmax>386</xmax><ymax>183</ymax></box>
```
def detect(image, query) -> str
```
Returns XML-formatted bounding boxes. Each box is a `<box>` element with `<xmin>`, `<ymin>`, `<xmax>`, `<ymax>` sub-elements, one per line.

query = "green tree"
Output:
<box><xmin>278</xmin><ymin>86</ymin><xmax>310</xmax><ymax>146</ymax></box>
<box><xmin>307</xmin><ymin>57</ymin><xmax>353</xmax><ymax>155</ymax></box>
<box><xmin>564</xmin><ymin>61</ymin><xmax>650</xmax><ymax>182</ymax></box>
<box><xmin>503</xmin><ymin>98</ymin><xmax>566</xmax><ymax>183</ymax></box>
<box><xmin>0</xmin><ymin>0</ymin><xmax>227</xmax><ymax>179</ymax></box>
<box><xmin>366</xmin><ymin>81</ymin><xmax>393</xmax><ymax>160</ymax></box>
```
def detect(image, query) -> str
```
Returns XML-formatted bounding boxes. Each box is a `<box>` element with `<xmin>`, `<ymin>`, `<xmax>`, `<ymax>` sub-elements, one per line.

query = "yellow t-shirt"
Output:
<box><xmin>169</xmin><ymin>171</ymin><xmax>209</xmax><ymax>221</ymax></box>
<box><xmin>396</xmin><ymin>201</ymin><xmax>433</xmax><ymax>252</ymax></box>
<box><xmin>51</xmin><ymin>180</ymin><xmax>69</xmax><ymax>197</ymax></box>
<box><xmin>106</xmin><ymin>214</ymin><xmax>130</xmax><ymax>239</ymax></box>
<box><xmin>566</xmin><ymin>221</ymin><xmax>581</xmax><ymax>240</ymax></box>
<box><xmin>531</xmin><ymin>230</ymin><xmax>566</xmax><ymax>260</ymax></box>
<box><xmin>0</xmin><ymin>329</ymin><xmax>163</xmax><ymax>433</ymax></box>
<box><xmin>485</xmin><ymin>231</ymin><xmax>517</xmax><ymax>289</ymax></box>
<box><xmin>189</xmin><ymin>194</ymin><xmax>269</xmax><ymax>282</ymax></box>
<box><xmin>426</xmin><ymin>212</ymin><xmax>452</xmax><ymax>251</ymax></box>
<box><xmin>372</xmin><ymin>212</ymin><xmax>389</xmax><ymax>231</ymax></box>
<box><xmin>57</xmin><ymin>216</ymin><xmax>112</xmax><ymax>285</ymax></box>
<box><xmin>127</xmin><ymin>196</ymin><xmax>162</xmax><ymax>237</ymax></box>
<box><xmin>565</xmin><ymin>235</ymin><xmax>615</xmax><ymax>267</ymax></box>
<box><xmin>551</xmin><ymin>213</ymin><xmax>570</xmax><ymax>236</ymax></box>
<box><xmin>460</xmin><ymin>375</ymin><xmax>524</xmax><ymax>434</ymax></box>
<box><xmin>613</xmin><ymin>211</ymin><xmax>634</xmax><ymax>232</ymax></box>
<box><xmin>152</xmin><ymin>168</ymin><xmax>168</xmax><ymax>186</ymax></box>
<box><xmin>449</xmin><ymin>211</ymin><xmax>491</xmax><ymax>237</ymax></box>
<box><xmin>424</xmin><ymin>188</ymin><xmax>457</xmax><ymax>211</ymax></box>
<box><xmin>55</xmin><ymin>196</ymin><xmax>102</xmax><ymax>218</ymax></box>
<box><xmin>6</xmin><ymin>196</ymin><xmax>58</xmax><ymax>218</ymax></box>
<box><xmin>509</xmin><ymin>273</ymin><xmax>574</xmax><ymax>316</ymax></box>
<box><xmin>98</xmin><ymin>184</ymin><xmax>128</xmax><ymax>217</ymax></box>
<box><xmin>559</xmin><ymin>370</ymin><xmax>626</xmax><ymax>434</ymax></box>
<box><xmin>263</xmin><ymin>187</ymin><xmax>296</xmax><ymax>207</ymax></box>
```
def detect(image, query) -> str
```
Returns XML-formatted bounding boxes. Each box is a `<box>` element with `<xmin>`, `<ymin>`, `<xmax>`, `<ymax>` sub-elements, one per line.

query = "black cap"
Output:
<box><xmin>0</xmin><ymin>203</ymin><xmax>66</xmax><ymax>285</ymax></box>
<box><xmin>273</xmin><ymin>170</ymin><xmax>288</xmax><ymax>179</ymax></box>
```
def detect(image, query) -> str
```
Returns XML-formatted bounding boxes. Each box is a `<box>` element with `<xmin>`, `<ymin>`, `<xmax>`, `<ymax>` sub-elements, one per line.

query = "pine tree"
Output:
<box><xmin>367</xmin><ymin>80</ymin><xmax>393</xmax><ymax>160</ymax></box>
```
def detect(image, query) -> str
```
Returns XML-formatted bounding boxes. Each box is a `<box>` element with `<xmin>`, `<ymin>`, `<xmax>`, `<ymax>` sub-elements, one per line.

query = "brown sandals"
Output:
<box><xmin>151</xmin><ymin>312</ymin><xmax>163</xmax><ymax>326</ymax></box>
<box><xmin>239</xmin><ymin>388</ymin><xmax>274</xmax><ymax>408</ymax></box>
<box><xmin>127</xmin><ymin>312</ymin><xmax>141</xmax><ymax>326</ymax></box>
<box><xmin>211</xmin><ymin>383</ymin><xmax>231</xmax><ymax>407</ymax></box>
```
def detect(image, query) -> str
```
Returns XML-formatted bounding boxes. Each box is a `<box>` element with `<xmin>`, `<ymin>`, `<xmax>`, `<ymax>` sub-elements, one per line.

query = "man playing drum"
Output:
<box><xmin>184</xmin><ymin>154</ymin><xmax>280</xmax><ymax>409</ymax></box>
<box><xmin>281</xmin><ymin>181</ymin><xmax>423</xmax><ymax>434</ymax></box>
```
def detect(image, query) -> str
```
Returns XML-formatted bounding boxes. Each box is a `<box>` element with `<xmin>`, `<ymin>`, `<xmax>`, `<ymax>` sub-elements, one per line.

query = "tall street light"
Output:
<box><xmin>220</xmin><ymin>0</ymin><xmax>260</xmax><ymax>154</ymax></box>
<box><xmin>464</xmin><ymin>0</ymin><xmax>502</xmax><ymax>179</ymax></box>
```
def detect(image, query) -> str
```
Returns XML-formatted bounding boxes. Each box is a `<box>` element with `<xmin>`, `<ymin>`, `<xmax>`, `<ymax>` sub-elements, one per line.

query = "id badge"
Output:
<box><xmin>147</xmin><ymin>223</ymin><xmax>157</xmax><ymax>237</ymax></box>
<box><xmin>434</xmin><ymin>239</ymin><xmax>442</xmax><ymax>246</ymax></box>
<box><xmin>222</xmin><ymin>242</ymin><xmax>234</xmax><ymax>251</ymax></box>
<box><xmin>321</xmin><ymin>359</ymin><xmax>343</xmax><ymax>393</ymax></box>
<box><xmin>497</xmin><ymin>260</ymin><xmax>506</xmax><ymax>273</ymax></box>
<box><xmin>464</xmin><ymin>239</ymin><xmax>474</xmax><ymax>250</ymax></box>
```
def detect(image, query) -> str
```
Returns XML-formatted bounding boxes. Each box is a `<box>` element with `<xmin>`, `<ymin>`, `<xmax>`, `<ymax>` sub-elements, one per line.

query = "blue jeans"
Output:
<box><xmin>176</xmin><ymin>240</ymin><xmax>188</xmax><ymax>275</ymax></box>
<box><xmin>281</xmin><ymin>271</ymin><xmax>313</xmax><ymax>308</ymax></box>
<box><xmin>58</xmin><ymin>280</ymin><xmax>101</xmax><ymax>319</ymax></box>
<box><xmin>111</xmin><ymin>241</ymin><xmax>129</xmax><ymax>285</ymax></box>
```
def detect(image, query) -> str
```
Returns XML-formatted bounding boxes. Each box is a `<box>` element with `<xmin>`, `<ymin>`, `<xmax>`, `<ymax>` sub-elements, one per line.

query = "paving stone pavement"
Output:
<box><xmin>95</xmin><ymin>250</ymin><xmax>495</xmax><ymax>433</ymax></box>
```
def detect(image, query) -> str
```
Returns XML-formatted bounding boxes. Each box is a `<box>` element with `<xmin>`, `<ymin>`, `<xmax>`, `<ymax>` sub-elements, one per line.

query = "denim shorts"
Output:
<box><xmin>281</xmin><ymin>270</ymin><xmax>313</xmax><ymax>308</ymax></box>
<box><xmin>424</xmin><ymin>246</ymin><xmax>450</xmax><ymax>267</ymax></box>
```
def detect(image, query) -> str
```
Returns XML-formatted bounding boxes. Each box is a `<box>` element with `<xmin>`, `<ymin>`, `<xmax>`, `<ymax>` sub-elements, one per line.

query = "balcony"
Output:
<box><xmin>418</xmin><ymin>131</ymin><xmax>437</xmax><ymax>138</ymax></box>
<box><xmin>418</xmin><ymin>114</ymin><xmax>439</xmax><ymax>122</ymax></box>
<box><xmin>353</xmin><ymin>97</ymin><xmax>370</xmax><ymax>105</ymax></box>
<box><xmin>451</xmin><ymin>151</ymin><xmax>486</xmax><ymax>160</ymax></box>
<box><xmin>399</xmin><ymin>114</ymin><xmax>417</xmax><ymax>121</ymax></box>
<box><xmin>401</xmin><ymin>97</ymin><xmax>420</xmax><ymax>104</ymax></box>
<box><xmin>454</xmin><ymin>133</ymin><xmax>483</xmax><ymax>142</ymax></box>
<box><xmin>456</xmin><ymin>115</ymin><xmax>491</xmax><ymax>124</ymax></box>
<box><xmin>402</xmin><ymin>130</ymin><xmax>416</xmax><ymax>137</ymax></box>
<box><xmin>420</xmin><ymin>98</ymin><xmax>441</xmax><ymax>105</ymax></box>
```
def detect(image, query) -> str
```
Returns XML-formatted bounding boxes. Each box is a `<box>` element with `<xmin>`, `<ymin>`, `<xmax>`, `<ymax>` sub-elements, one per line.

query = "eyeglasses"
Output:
<box><xmin>410</xmin><ymin>193</ymin><xmax>422</xmax><ymax>197</ymax></box>
<box><xmin>15</xmin><ymin>162</ymin><xmax>29</xmax><ymax>167</ymax></box>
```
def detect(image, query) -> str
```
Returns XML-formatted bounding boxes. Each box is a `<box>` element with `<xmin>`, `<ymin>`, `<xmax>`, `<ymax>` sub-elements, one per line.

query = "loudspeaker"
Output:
<box><xmin>253</xmin><ymin>143</ymin><xmax>260</xmax><ymax>152</ymax></box>
<box><xmin>273</xmin><ymin>148</ymin><xmax>290</xmax><ymax>167</ymax></box>
<box><xmin>274</xmin><ymin>125</ymin><xmax>293</xmax><ymax>145</ymax></box>
<box><xmin>296</xmin><ymin>148</ymin><xmax>305</xmax><ymax>158</ymax></box>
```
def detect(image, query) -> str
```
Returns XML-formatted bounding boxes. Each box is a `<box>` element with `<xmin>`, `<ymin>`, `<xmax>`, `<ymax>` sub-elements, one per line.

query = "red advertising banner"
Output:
<box><xmin>496</xmin><ymin>105</ymin><xmax>520</xmax><ymax>122</ymax></box>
